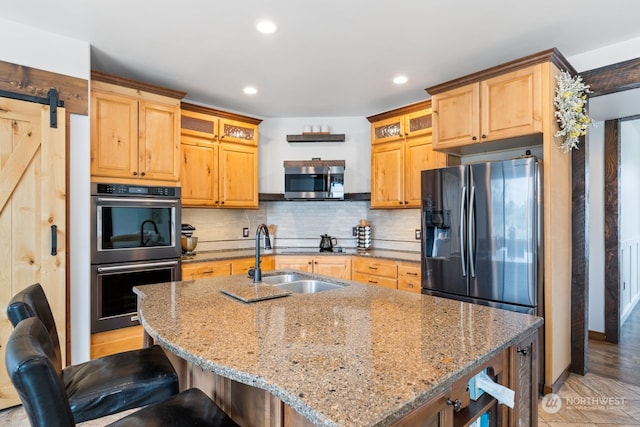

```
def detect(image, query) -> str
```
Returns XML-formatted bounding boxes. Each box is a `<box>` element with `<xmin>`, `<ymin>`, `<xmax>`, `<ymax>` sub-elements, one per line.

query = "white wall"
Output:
<box><xmin>0</xmin><ymin>18</ymin><xmax>92</xmax><ymax>363</ymax></box>
<box><xmin>258</xmin><ymin>117</ymin><xmax>372</xmax><ymax>193</ymax></box>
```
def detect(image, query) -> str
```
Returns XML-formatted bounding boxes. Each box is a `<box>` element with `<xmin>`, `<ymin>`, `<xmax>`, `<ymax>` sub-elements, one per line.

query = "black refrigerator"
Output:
<box><xmin>420</xmin><ymin>157</ymin><xmax>543</xmax><ymax>316</ymax></box>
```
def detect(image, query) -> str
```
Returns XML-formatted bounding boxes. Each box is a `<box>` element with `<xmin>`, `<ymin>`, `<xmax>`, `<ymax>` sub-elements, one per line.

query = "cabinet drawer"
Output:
<box><xmin>352</xmin><ymin>272</ymin><xmax>397</xmax><ymax>289</ymax></box>
<box><xmin>231</xmin><ymin>256</ymin><xmax>274</xmax><ymax>275</ymax></box>
<box><xmin>352</xmin><ymin>257</ymin><xmax>397</xmax><ymax>278</ymax></box>
<box><xmin>182</xmin><ymin>261</ymin><xmax>231</xmax><ymax>280</ymax></box>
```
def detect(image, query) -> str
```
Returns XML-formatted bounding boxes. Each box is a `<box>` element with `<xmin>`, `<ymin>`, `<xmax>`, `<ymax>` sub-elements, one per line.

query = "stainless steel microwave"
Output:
<box><xmin>284</xmin><ymin>160</ymin><xmax>345</xmax><ymax>200</ymax></box>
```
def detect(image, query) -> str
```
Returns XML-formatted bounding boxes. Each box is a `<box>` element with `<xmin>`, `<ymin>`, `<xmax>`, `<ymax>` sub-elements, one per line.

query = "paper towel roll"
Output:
<box><xmin>475</xmin><ymin>372</ymin><xmax>515</xmax><ymax>408</ymax></box>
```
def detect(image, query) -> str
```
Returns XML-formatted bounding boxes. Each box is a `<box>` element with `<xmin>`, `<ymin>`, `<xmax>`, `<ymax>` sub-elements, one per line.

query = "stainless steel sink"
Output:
<box><xmin>272</xmin><ymin>279</ymin><xmax>346</xmax><ymax>294</ymax></box>
<box><xmin>261</xmin><ymin>273</ymin><xmax>308</xmax><ymax>285</ymax></box>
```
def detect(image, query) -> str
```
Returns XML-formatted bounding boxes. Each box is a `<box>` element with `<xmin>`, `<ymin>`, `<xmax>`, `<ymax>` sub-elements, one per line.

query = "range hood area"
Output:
<box><xmin>260</xmin><ymin>159</ymin><xmax>370</xmax><ymax>201</ymax></box>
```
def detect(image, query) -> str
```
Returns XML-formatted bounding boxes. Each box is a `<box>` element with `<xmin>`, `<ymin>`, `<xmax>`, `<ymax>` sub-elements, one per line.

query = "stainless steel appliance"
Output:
<box><xmin>91</xmin><ymin>183</ymin><xmax>182</xmax><ymax>332</ymax></box>
<box><xmin>284</xmin><ymin>159</ymin><xmax>345</xmax><ymax>200</ymax></box>
<box><xmin>421</xmin><ymin>157</ymin><xmax>543</xmax><ymax>316</ymax></box>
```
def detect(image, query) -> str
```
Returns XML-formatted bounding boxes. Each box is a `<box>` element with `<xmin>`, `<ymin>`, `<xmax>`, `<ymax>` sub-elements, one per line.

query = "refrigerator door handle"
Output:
<box><xmin>468</xmin><ymin>185</ymin><xmax>476</xmax><ymax>278</ymax></box>
<box><xmin>460</xmin><ymin>185</ymin><xmax>467</xmax><ymax>277</ymax></box>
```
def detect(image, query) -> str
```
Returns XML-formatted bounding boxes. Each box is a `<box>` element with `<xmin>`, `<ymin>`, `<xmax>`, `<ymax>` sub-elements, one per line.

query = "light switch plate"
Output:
<box><xmin>243</xmin><ymin>228</ymin><xmax>250</xmax><ymax>238</ymax></box>
<box><xmin>415</xmin><ymin>229</ymin><xmax>421</xmax><ymax>240</ymax></box>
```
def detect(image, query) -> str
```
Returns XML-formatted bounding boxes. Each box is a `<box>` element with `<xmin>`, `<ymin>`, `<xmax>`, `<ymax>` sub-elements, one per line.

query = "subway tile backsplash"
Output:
<box><xmin>182</xmin><ymin>202</ymin><xmax>421</xmax><ymax>253</ymax></box>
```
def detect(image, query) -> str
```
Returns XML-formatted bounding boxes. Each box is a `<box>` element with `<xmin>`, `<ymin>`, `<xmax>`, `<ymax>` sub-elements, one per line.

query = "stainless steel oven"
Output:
<box><xmin>91</xmin><ymin>259</ymin><xmax>180</xmax><ymax>332</ymax></box>
<box><xmin>91</xmin><ymin>183</ymin><xmax>181</xmax><ymax>264</ymax></box>
<box><xmin>91</xmin><ymin>183</ymin><xmax>182</xmax><ymax>333</ymax></box>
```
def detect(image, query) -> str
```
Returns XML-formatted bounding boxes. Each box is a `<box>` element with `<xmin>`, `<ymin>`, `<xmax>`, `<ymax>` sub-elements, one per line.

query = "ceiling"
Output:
<box><xmin>4</xmin><ymin>0</ymin><xmax>640</xmax><ymax>118</ymax></box>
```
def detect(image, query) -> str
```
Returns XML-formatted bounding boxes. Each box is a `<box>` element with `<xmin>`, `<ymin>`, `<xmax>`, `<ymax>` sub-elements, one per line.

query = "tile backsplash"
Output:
<box><xmin>182</xmin><ymin>202</ymin><xmax>421</xmax><ymax>252</ymax></box>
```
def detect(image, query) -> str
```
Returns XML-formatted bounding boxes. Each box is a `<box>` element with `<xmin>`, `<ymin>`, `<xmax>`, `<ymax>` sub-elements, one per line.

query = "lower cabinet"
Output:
<box><xmin>183</xmin><ymin>256</ymin><xmax>274</xmax><ymax>280</ymax></box>
<box><xmin>397</xmin><ymin>261</ymin><xmax>422</xmax><ymax>294</ymax></box>
<box><xmin>90</xmin><ymin>325</ymin><xmax>145</xmax><ymax>359</ymax></box>
<box><xmin>352</xmin><ymin>257</ymin><xmax>398</xmax><ymax>289</ymax></box>
<box><xmin>275</xmin><ymin>255</ymin><xmax>352</xmax><ymax>280</ymax></box>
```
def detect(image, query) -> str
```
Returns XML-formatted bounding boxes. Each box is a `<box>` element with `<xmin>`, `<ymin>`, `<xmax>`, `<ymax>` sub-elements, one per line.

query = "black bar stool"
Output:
<box><xmin>6</xmin><ymin>283</ymin><xmax>178</xmax><ymax>422</ymax></box>
<box><xmin>5</xmin><ymin>317</ymin><xmax>238</xmax><ymax>427</ymax></box>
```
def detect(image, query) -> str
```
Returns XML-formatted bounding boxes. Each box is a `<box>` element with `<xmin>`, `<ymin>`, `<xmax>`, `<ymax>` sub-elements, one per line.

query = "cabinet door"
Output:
<box><xmin>182</xmin><ymin>261</ymin><xmax>231</xmax><ymax>280</ymax></box>
<box><xmin>481</xmin><ymin>64</ymin><xmax>542</xmax><ymax>142</ymax></box>
<box><xmin>313</xmin><ymin>257</ymin><xmax>352</xmax><ymax>280</ymax></box>
<box><xmin>275</xmin><ymin>256</ymin><xmax>313</xmax><ymax>272</ymax></box>
<box><xmin>219</xmin><ymin>118</ymin><xmax>258</xmax><ymax>146</ymax></box>
<box><xmin>432</xmin><ymin>83</ymin><xmax>480</xmax><ymax>150</ymax></box>
<box><xmin>139</xmin><ymin>100</ymin><xmax>180</xmax><ymax>181</ymax></box>
<box><xmin>91</xmin><ymin>90</ymin><xmax>139</xmax><ymax>179</ymax></box>
<box><xmin>180</xmin><ymin>135</ymin><xmax>218</xmax><ymax>206</ymax></box>
<box><xmin>371</xmin><ymin>115</ymin><xmax>405</xmax><ymax>144</ymax></box>
<box><xmin>405</xmin><ymin>108</ymin><xmax>433</xmax><ymax>138</ymax></box>
<box><xmin>218</xmin><ymin>143</ymin><xmax>258</xmax><ymax>208</ymax></box>
<box><xmin>404</xmin><ymin>135</ymin><xmax>446</xmax><ymax>207</ymax></box>
<box><xmin>371</xmin><ymin>141</ymin><xmax>404</xmax><ymax>208</ymax></box>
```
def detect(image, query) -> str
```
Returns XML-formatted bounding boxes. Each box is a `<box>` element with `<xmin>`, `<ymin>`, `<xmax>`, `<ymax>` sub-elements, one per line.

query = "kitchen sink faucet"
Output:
<box><xmin>249</xmin><ymin>224</ymin><xmax>271</xmax><ymax>283</ymax></box>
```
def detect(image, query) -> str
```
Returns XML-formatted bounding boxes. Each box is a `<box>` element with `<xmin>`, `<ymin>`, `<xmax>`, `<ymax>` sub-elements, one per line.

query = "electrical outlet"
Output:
<box><xmin>352</xmin><ymin>226</ymin><xmax>358</xmax><ymax>237</ymax></box>
<box><xmin>415</xmin><ymin>229</ymin><xmax>421</xmax><ymax>240</ymax></box>
<box><xmin>243</xmin><ymin>227</ymin><xmax>249</xmax><ymax>238</ymax></box>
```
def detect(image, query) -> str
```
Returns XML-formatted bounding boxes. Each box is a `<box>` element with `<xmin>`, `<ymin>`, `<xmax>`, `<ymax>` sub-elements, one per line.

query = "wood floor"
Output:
<box><xmin>539</xmin><ymin>302</ymin><xmax>640</xmax><ymax>426</ymax></box>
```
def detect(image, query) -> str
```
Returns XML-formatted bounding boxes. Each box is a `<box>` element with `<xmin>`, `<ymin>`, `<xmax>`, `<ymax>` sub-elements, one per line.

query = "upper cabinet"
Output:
<box><xmin>368</xmin><ymin>101</ymin><xmax>450</xmax><ymax>208</ymax></box>
<box><xmin>431</xmin><ymin>65</ymin><xmax>542</xmax><ymax>151</ymax></box>
<box><xmin>90</xmin><ymin>71</ymin><xmax>186</xmax><ymax>184</ymax></box>
<box><xmin>180</xmin><ymin>103</ymin><xmax>261</xmax><ymax>208</ymax></box>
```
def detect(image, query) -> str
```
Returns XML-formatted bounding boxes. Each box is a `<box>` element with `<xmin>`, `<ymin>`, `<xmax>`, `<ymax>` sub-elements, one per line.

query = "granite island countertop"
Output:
<box><xmin>135</xmin><ymin>272</ymin><xmax>542</xmax><ymax>427</ymax></box>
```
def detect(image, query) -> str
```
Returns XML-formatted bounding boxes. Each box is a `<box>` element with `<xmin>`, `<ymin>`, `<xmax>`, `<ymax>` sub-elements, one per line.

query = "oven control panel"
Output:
<box><xmin>94</xmin><ymin>183</ymin><xmax>180</xmax><ymax>198</ymax></box>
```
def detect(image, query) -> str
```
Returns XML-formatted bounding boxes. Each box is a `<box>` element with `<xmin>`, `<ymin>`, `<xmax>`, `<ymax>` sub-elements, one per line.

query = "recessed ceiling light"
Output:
<box><xmin>243</xmin><ymin>86</ymin><xmax>258</xmax><ymax>95</ymax></box>
<box><xmin>256</xmin><ymin>21</ymin><xmax>277</xmax><ymax>34</ymax></box>
<box><xmin>393</xmin><ymin>75</ymin><xmax>408</xmax><ymax>85</ymax></box>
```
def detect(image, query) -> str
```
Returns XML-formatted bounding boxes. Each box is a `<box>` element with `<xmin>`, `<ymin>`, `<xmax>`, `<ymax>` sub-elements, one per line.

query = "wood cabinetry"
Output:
<box><xmin>90</xmin><ymin>72</ymin><xmax>185</xmax><ymax>184</ymax></box>
<box><xmin>90</xmin><ymin>325</ymin><xmax>144</xmax><ymax>359</ymax></box>
<box><xmin>182</xmin><ymin>257</ymin><xmax>274</xmax><ymax>280</ymax></box>
<box><xmin>352</xmin><ymin>257</ymin><xmax>398</xmax><ymax>289</ymax></box>
<box><xmin>397</xmin><ymin>262</ymin><xmax>422</xmax><ymax>294</ymax></box>
<box><xmin>275</xmin><ymin>255</ymin><xmax>352</xmax><ymax>280</ymax></box>
<box><xmin>430</xmin><ymin>64</ymin><xmax>542</xmax><ymax>153</ymax></box>
<box><xmin>368</xmin><ymin>101</ymin><xmax>450</xmax><ymax>208</ymax></box>
<box><xmin>180</xmin><ymin>103</ymin><xmax>261</xmax><ymax>208</ymax></box>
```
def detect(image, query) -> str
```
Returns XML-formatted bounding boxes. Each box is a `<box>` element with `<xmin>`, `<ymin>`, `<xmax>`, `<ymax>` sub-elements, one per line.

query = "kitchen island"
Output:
<box><xmin>134</xmin><ymin>272</ymin><xmax>542</xmax><ymax>427</ymax></box>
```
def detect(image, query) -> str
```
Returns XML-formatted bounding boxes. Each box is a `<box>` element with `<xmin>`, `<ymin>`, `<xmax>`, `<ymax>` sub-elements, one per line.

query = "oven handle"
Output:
<box><xmin>95</xmin><ymin>197</ymin><xmax>180</xmax><ymax>205</ymax></box>
<box><xmin>97</xmin><ymin>260</ymin><xmax>179</xmax><ymax>273</ymax></box>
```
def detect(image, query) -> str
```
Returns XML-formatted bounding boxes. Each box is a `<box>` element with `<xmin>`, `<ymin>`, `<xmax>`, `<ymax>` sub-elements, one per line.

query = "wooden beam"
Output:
<box><xmin>0</xmin><ymin>60</ymin><xmax>88</xmax><ymax>115</ymax></box>
<box><xmin>581</xmin><ymin>56</ymin><xmax>640</xmax><ymax>97</ymax></box>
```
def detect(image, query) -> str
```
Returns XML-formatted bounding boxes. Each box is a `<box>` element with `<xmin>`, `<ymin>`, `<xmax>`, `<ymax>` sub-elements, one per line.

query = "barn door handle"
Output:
<box><xmin>51</xmin><ymin>225</ymin><xmax>57</xmax><ymax>256</ymax></box>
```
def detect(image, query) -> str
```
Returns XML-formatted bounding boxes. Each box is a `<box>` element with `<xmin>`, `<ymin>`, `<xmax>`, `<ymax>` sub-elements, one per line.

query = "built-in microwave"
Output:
<box><xmin>284</xmin><ymin>160</ymin><xmax>345</xmax><ymax>200</ymax></box>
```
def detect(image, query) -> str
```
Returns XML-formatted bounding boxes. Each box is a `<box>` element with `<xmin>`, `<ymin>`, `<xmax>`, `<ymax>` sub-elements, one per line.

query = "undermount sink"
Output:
<box><xmin>261</xmin><ymin>273</ymin><xmax>308</xmax><ymax>285</ymax></box>
<box><xmin>272</xmin><ymin>279</ymin><xmax>346</xmax><ymax>294</ymax></box>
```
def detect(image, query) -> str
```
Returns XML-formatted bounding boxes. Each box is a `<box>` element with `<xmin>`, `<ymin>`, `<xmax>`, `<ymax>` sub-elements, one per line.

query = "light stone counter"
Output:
<box><xmin>135</xmin><ymin>272</ymin><xmax>542</xmax><ymax>426</ymax></box>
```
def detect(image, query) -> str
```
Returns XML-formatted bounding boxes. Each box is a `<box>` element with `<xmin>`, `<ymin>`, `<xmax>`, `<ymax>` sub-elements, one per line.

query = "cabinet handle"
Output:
<box><xmin>132</xmin><ymin>171</ymin><xmax>138</xmax><ymax>176</ymax></box>
<box><xmin>220</xmin><ymin>135</ymin><xmax>225</xmax><ymax>140</ymax></box>
<box><xmin>368</xmin><ymin>280</ymin><xmax>378</xmax><ymax>284</ymax></box>
<box><xmin>447</xmin><ymin>399</ymin><xmax>463</xmax><ymax>412</ymax></box>
<box><xmin>518</xmin><ymin>345</ymin><xmax>531</xmax><ymax>356</ymax></box>
<box><xmin>50</xmin><ymin>225</ymin><xmax>57</xmax><ymax>256</ymax></box>
<box><xmin>140</xmin><ymin>171</ymin><xmax>146</xmax><ymax>176</ymax></box>
<box><xmin>308</xmin><ymin>261</ymin><xmax>312</xmax><ymax>265</ymax></box>
<box><xmin>406</xmin><ymin>272</ymin><xmax>418</xmax><ymax>276</ymax></box>
<box><xmin>314</xmin><ymin>261</ymin><xmax>318</xmax><ymax>265</ymax></box>
<box><xmin>221</xmin><ymin>201</ymin><xmax>225</xmax><ymax>205</ymax></box>
<box><xmin>368</xmin><ymin>266</ymin><xmax>378</xmax><ymax>270</ymax></box>
<box><xmin>481</xmin><ymin>134</ymin><xmax>487</xmax><ymax>139</ymax></box>
<box><xmin>472</xmin><ymin>136</ymin><xmax>477</xmax><ymax>141</ymax></box>
<box><xmin>398</xmin><ymin>201</ymin><xmax>403</xmax><ymax>205</ymax></box>
<box><xmin>408</xmin><ymin>283</ymin><xmax>414</xmax><ymax>288</ymax></box>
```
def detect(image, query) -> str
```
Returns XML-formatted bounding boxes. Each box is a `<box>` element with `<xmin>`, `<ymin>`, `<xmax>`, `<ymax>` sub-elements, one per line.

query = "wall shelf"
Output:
<box><xmin>286</xmin><ymin>133</ymin><xmax>346</xmax><ymax>143</ymax></box>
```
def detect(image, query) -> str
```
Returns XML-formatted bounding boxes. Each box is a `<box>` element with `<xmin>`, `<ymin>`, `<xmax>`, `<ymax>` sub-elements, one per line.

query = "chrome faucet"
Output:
<box><xmin>249</xmin><ymin>224</ymin><xmax>271</xmax><ymax>282</ymax></box>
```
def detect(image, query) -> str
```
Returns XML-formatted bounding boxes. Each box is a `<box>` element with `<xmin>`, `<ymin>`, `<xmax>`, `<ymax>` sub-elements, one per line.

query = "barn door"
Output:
<box><xmin>0</xmin><ymin>95</ymin><xmax>66</xmax><ymax>410</ymax></box>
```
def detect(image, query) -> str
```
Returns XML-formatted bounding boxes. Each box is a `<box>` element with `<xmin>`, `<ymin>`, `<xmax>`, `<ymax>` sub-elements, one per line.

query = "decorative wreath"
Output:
<box><xmin>554</xmin><ymin>71</ymin><xmax>593</xmax><ymax>152</ymax></box>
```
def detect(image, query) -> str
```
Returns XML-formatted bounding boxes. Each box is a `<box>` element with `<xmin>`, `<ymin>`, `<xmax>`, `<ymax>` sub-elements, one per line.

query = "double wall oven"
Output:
<box><xmin>91</xmin><ymin>183</ymin><xmax>181</xmax><ymax>333</ymax></box>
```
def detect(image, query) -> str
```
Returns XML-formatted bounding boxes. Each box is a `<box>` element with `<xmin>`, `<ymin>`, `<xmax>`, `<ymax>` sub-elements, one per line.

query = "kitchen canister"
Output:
<box><xmin>357</xmin><ymin>221</ymin><xmax>371</xmax><ymax>250</ymax></box>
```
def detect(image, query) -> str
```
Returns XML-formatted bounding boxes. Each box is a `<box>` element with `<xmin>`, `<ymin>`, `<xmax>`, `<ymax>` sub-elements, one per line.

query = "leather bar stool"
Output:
<box><xmin>5</xmin><ymin>317</ymin><xmax>238</xmax><ymax>427</ymax></box>
<box><xmin>6</xmin><ymin>283</ymin><xmax>179</xmax><ymax>423</ymax></box>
